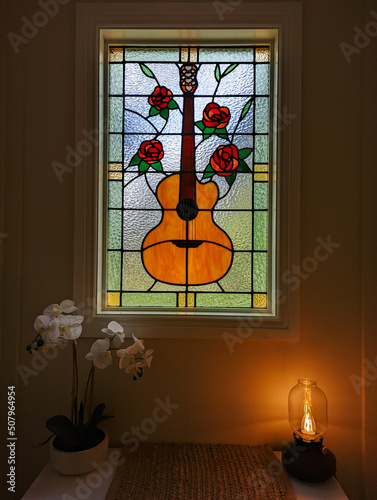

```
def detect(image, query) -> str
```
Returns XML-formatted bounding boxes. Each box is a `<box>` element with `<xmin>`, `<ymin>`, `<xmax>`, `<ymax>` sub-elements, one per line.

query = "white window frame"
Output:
<box><xmin>74</xmin><ymin>2</ymin><xmax>302</xmax><ymax>339</ymax></box>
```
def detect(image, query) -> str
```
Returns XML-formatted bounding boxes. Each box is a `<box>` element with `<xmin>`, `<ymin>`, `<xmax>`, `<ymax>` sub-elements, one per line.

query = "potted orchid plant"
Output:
<box><xmin>27</xmin><ymin>300</ymin><xmax>153</xmax><ymax>474</ymax></box>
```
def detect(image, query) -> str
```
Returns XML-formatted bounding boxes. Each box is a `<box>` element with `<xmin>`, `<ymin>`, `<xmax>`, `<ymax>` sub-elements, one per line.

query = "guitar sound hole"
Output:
<box><xmin>176</xmin><ymin>199</ymin><xmax>199</xmax><ymax>222</ymax></box>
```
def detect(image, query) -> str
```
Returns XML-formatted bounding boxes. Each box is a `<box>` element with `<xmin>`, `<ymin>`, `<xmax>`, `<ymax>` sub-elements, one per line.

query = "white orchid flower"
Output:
<box><xmin>85</xmin><ymin>338</ymin><xmax>112</xmax><ymax>369</ymax></box>
<box><xmin>124</xmin><ymin>333</ymin><xmax>145</xmax><ymax>355</ymax></box>
<box><xmin>34</xmin><ymin>315</ymin><xmax>51</xmax><ymax>334</ymax></box>
<box><xmin>41</xmin><ymin>318</ymin><xmax>63</xmax><ymax>351</ymax></box>
<box><xmin>117</xmin><ymin>345</ymin><xmax>153</xmax><ymax>378</ymax></box>
<box><xmin>101</xmin><ymin>320</ymin><xmax>125</xmax><ymax>348</ymax></box>
<box><xmin>57</xmin><ymin>314</ymin><xmax>84</xmax><ymax>340</ymax></box>
<box><xmin>43</xmin><ymin>300</ymin><xmax>77</xmax><ymax>318</ymax></box>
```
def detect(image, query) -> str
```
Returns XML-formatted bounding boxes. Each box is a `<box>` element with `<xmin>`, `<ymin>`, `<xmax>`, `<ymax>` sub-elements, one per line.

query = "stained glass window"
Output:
<box><xmin>105</xmin><ymin>45</ymin><xmax>272</xmax><ymax>311</ymax></box>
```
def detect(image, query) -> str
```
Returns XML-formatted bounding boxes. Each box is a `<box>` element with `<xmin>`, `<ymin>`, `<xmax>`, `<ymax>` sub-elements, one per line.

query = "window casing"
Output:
<box><xmin>74</xmin><ymin>3</ymin><xmax>301</xmax><ymax>339</ymax></box>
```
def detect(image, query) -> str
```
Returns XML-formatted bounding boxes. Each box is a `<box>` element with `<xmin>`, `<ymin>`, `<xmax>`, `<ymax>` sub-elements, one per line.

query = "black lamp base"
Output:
<box><xmin>282</xmin><ymin>435</ymin><xmax>336</xmax><ymax>483</ymax></box>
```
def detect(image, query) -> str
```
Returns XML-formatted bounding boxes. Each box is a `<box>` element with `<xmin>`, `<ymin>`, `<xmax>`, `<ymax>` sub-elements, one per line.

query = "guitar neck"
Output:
<box><xmin>180</xmin><ymin>93</ymin><xmax>196</xmax><ymax>201</ymax></box>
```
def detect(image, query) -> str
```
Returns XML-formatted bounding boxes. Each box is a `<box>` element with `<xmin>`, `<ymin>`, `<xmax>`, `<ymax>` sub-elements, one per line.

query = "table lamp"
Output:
<box><xmin>282</xmin><ymin>378</ymin><xmax>336</xmax><ymax>482</ymax></box>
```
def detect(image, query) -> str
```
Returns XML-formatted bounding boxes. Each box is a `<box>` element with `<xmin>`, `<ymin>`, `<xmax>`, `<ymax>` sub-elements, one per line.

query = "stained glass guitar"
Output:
<box><xmin>141</xmin><ymin>52</ymin><xmax>233</xmax><ymax>286</ymax></box>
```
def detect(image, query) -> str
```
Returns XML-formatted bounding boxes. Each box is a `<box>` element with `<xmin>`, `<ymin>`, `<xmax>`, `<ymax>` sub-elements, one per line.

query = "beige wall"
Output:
<box><xmin>1</xmin><ymin>0</ymin><xmax>376</xmax><ymax>499</ymax></box>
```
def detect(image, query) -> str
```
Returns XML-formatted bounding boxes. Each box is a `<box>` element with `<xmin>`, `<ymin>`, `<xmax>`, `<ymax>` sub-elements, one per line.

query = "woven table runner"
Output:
<box><xmin>105</xmin><ymin>443</ymin><xmax>296</xmax><ymax>500</ymax></box>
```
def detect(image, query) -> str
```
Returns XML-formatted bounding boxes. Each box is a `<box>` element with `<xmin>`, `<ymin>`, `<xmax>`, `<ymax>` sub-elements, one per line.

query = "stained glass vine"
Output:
<box><xmin>106</xmin><ymin>46</ymin><xmax>271</xmax><ymax>310</ymax></box>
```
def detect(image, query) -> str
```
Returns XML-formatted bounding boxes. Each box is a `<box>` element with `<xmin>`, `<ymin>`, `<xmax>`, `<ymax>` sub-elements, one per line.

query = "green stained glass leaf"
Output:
<box><xmin>139</xmin><ymin>63</ymin><xmax>155</xmax><ymax>79</ymax></box>
<box><xmin>239</xmin><ymin>148</ymin><xmax>252</xmax><ymax>159</ymax></box>
<box><xmin>240</xmin><ymin>98</ymin><xmax>253</xmax><ymax>120</ymax></box>
<box><xmin>202</xmin><ymin>164</ymin><xmax>215</xmax><ymax>179</ymax></box>
<box><xmin>237</xmin><ymin>160</ymin><xmax>252</xmax><ymax>173</ymax></box>
<box><xmin>203</xmin><ymin>127</ymin><xmax>215</xmax><ymax>140</ymax></box>
<box><xmin>223</xmin><ymin>63</ymin><xmax>238</xmax><ymax>77</ymax></box>
<box><xmin>149</xmin><ymin>107</ymin><xmax>159</xmax><ymax>117</ymax></box>
<box><xmin>195</xmin><ymin>121</ymin><xmax>205</xmax><ymax>131</ymax></box>
<box><xmin>215</xmin><ymin>64</ymin><xmax>221</xmax><ymax>82</ymax></box>
<box><xmin>168</xmin><ymin>100</ymin><xmax>178</xmax><ymax>109</ymax></box>
<box><xmin>225</xmin><ymin>173</ymin><xmax>236</xmax><ymax>186</ymax></box>
<box><xmin>129</xmin><ymin>153</ymin><xmax>141</xmax><ymax>166</ymax></box>
<box><xmin>160</xmin><ymin>108</ymin><xmax>169</xmax><ymax>120</ymax></box>
<box><xmin>215</xmin><ymin>129</ymin><xmax>229</xmax><ymax>140</ymax></box>
<box><xmin>139</xmin><ymin>161</ymin><xmax>150</xmax><ymax>173</ymax></box>
<box><xmin>151</xmin><ymin>161</ymin><xmax>163</xmax><ymax>172</ymax></box>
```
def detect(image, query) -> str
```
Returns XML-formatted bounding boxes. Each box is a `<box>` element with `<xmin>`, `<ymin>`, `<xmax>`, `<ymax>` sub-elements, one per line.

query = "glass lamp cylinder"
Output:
<box><xmin>288</xmin><ymin>378</ymin><xmax>328</xmax><ymax>442</ymax></box>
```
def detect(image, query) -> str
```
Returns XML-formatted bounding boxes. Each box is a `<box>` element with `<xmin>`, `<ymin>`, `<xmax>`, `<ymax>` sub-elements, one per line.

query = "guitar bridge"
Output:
<box><xmin>172</xmin><ymin>240</ymin><xmax>203</xmax><ymax>248</ymax></box>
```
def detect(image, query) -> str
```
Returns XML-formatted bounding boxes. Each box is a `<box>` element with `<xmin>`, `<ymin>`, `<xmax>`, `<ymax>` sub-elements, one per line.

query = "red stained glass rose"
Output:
<box><xmin>138</xmin><ymin>140</ymin><xmax>164</xmax><ymax>164</ymax></box>
<box><xmin>148</xmin><ymin>86</ymin><xmax>173</xmax><ymax>110</ymax></box>
<box><xmin>210</xmin><ymin>145</ymin><xmax>239</xmax><ymax>175</ymax></box>
<box><xmin>203</xmin><ymin>102</ymin><xmax>231</xmax><ymax>129</ymax></box>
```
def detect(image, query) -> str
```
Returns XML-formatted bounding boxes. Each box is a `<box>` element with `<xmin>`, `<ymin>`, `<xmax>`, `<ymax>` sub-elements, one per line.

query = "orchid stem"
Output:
<box><xmin>89</xmin><ymin>366</ymin><xmax>95</xmax><ymax>418</ymax></box>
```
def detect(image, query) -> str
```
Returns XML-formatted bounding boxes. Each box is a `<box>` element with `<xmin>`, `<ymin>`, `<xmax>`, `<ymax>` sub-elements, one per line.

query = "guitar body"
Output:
<box><xmin>142</xmin><ymin>174</ymin><xmax>233</xmax><ymax>286</ymax></box>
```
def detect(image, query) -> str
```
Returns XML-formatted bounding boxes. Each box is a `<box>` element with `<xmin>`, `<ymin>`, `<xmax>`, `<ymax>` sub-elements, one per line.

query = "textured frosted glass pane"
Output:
<box><xmin>255</xmin><ymin>97</ymin><xmax>269</xmax><ymax>133</ymax></box>
<box><xmin>123</xmin><ymin>175</ymin><xmax>160</xmax><ymax>210</ymax></box>
<box><xmin>196</xmin><ymin>293</ymin><xmax>251</xmax><ymax>308</ymax></box>
<box><xmin>151</xmin><ymin>282</ymin><xmax>186</xmax><ymax>292</ymax></box>
<box><xmin>109</xmin><ymin>97</ymin><xmax>123</xmax><ymax>133</ymax></box>
<box><xmin>109</xmin><ymin>48</ymin><xmax>123</xmax><ymax>62</ymax></box>
<box><xmin>219</xmin><ymin>252</ymin><xmax>251</xmax><ymax>292</ymax></box>
<box><xmin>108</xmin><ymin>134</ymin><xmax>122</xmax><ymax>162</ymax></box>
<box><xmin>109</xmin><ymin>64</ymin><xmax>123</xmax><ymax>95</ymax></box>
<box><xmin>255</xmin><ymin>48</ymin><xmax>270</xmax><ymax>62</ymax></box>
<box><xmin>254</xmin><ymin>182</ymin><xmax>268</xmax><ymax>210</ymax></box>
<box><xmin>196</xmin><ymin>64</ymin><xmax>254</xmax><ymax>96</ymax></box>
<box><xmin>122</xmin><ymin>292</ymin><xmax>176</xmax><ymax>307</ymax></box>
<box><xmin>199</xmin><ymin>48</ymin><xmax>254</xmax><ymax>63</ymax></box>
<box><xmin>148</xmin><ymin>64</ymin><xmax>181</xmax><ymax>96</ymax></box>
<box><xmin>108</xmin><ymin>210</ymin><xmax>122</xmax><ymax>249</ymax></box>
<box><xmin>124</xmin><ymin>108</ymin><xmax>159</xmax><ymax>134</ymax></box>
<box><xmin>254</xmin><ymin>211</ymin><xmax>268</xmax><ymax>250</ymax></box>
<box><xmin>124</xmin><ymin>63</ymin><xmax>156</xmax><ymax>95</ymax></box>
<box><xmin>107</xmin><ymin>292</ymin><xmax>120</xmax><ymax>306</ymax></box>
<box><xmin>124</xmin><ymin>48</ymin><xmax>179</xmax><ymax>62</ymax></box>
<box><xmin>254</xmin><ymin>135</ymin><xmax>269</xmax><ymax>163</ymax></box>
<box><xmin>215</xmin><ymin>173</ymin><xmax>253</xmax><ymax>210</ymax></box>
<box><xmin>123</xmin><ymin>210</ymin><xmax>161</xmax><ymax>250</ymax></box>
<box><xmin>122</xmin><ymin>252</ymin><xmax>154</xmax><ymax>291</ymax></box>
<box><xmin>255</xmin><ymin>64</ymin><xmax>270</xmax><ymax>95</ymax></box>
<box><xmin>178</xmin><ymin>293</ymin><xmax>185</xmax><ymax>307</ymax></box>
<box><xmin>253</xmin><ymin>293</ymin><xmax>267</xmax><ymax>308</ymax></box>
<box><xmin>108</xmin><ymin>181</ymin><xmax>122</xmax><ymax>208</ymax></box>
<box><xmin>107</xmin><ymin>251</ymin><xmax>121</xmax><ymax>290</ymax></box>
<box><xmin>188</xmin><ymin>283</ymin><xmax>222</xmax><ymax>292</ymax></box>
<box><xmin>253</xmin><ymin>252</ymin><xmax>267</xmax><ymax>292</ymax></box>
<box><xmin>214</xmin><ymin>211</ymin><xmax>252</xmax><ymax>251</ymax></box>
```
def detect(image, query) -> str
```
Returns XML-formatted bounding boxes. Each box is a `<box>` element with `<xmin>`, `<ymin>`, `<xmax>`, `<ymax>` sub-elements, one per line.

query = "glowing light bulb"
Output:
<box><xmin>301</xmin><ymin>398</ymin><xmax>316</xmax><ymax>436</ymax></box>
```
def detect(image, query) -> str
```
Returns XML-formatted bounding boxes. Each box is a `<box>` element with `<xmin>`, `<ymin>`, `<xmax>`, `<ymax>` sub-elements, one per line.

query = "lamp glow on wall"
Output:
<box><xmin>282</xmin><ymin>378</ymin><xmax>336</xmax><ymax>482</ymax></box>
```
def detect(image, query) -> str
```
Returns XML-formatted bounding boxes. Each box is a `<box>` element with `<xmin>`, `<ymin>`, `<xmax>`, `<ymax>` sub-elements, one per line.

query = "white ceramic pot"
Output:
<box><xmin>49</xmin><ymin>431</ymin><xmax>109</xmax><ymax>475</ymax></box>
